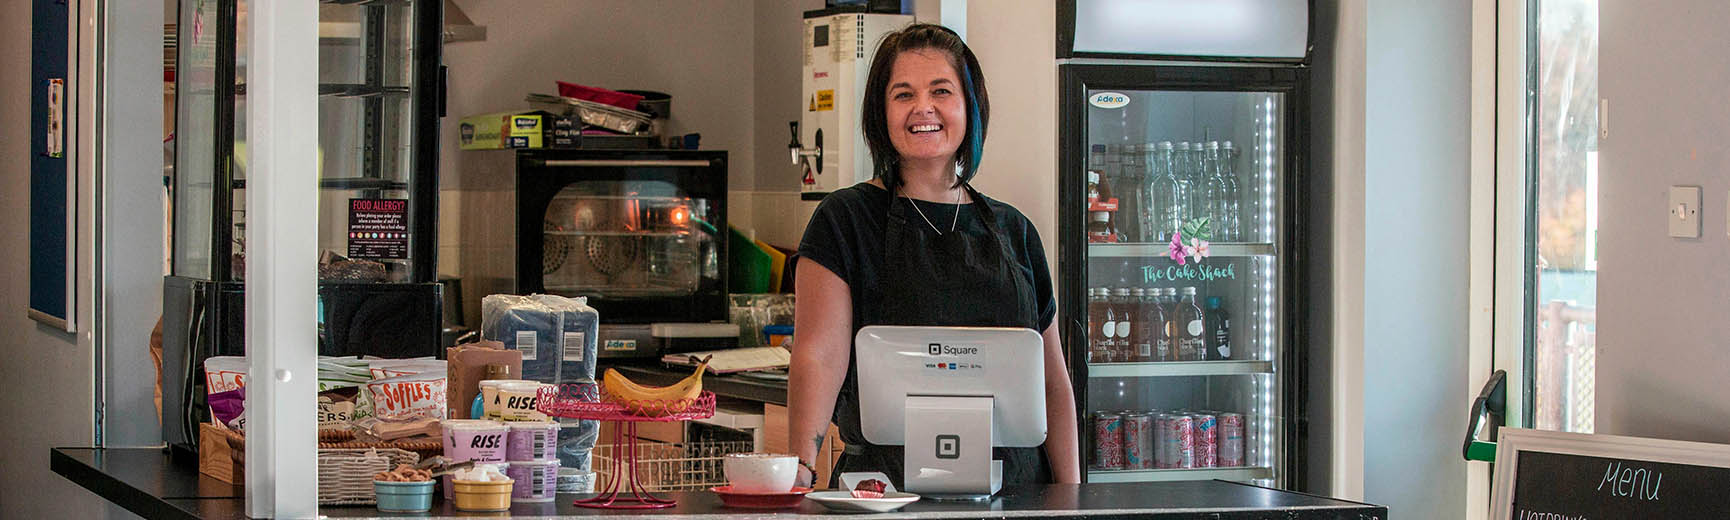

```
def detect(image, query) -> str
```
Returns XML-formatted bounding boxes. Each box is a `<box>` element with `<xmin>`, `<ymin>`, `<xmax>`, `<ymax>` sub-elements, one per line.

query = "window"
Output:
<box><xmin>1526</xmin><ymin>0</ymin><xmax>1598</xmax><ymax>433</ymax></box>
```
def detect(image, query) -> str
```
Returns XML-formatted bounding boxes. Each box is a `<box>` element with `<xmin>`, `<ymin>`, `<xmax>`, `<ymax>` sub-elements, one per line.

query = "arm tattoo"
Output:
<box><xmin>810</xmin><ymin>433</ymin><xmax>827</xmax><ymax>454</ymax></box>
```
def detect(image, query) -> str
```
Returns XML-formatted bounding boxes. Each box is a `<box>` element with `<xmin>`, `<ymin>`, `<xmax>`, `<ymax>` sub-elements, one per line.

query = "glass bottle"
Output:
<box><xmin>1111</xmin><ymin>288</ymin><xmax>1135</xmax><ymax>362</ymax></box>
<box><xmin>1175</xmin><ymin>287</ymin><xmax>1207</xmax><ymax>361</ymax></box>
<box><xmin>1083</xmin><ymin>288</ymin><xmax>1103</xmax><ymax>362</ymax></box>
<box><xmin>1119</xmin><ymin>144</ymin><xmax>1146</xmax><ymax>242</ymax></box>
<box><xmin>1219</xmin><ymin>141</ymin><xmax>1243</xmax><ymax>241</ymax></box>
<box><xmin>1133</xmin><ymin>288</ymin><xmax>1162</xmax><ymax>362</ymax></box>
<box><xmin>1160</xmin><ymin>288</ymin><xmax>1181</xmax><ymax>361</ymax></box>
<box><xmin>1145</xmin><ymin>141</ymin><xmax>1183</xmax><ymax>243</ymax></box>
<box><xmin>1205</xmin><ymin>296</ymin><xmax>1232</xmax><ymax>361</ymax></box>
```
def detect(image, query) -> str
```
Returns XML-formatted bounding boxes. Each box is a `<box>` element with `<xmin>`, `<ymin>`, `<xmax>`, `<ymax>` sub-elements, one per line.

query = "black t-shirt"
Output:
<box><xmin>796</xmin><ymin>182</ymin><xmax>1057</xmax><ymax>334</ymax></box>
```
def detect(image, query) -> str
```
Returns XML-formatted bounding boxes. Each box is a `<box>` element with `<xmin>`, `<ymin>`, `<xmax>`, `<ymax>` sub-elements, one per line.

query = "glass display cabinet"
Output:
<box><xmin>161</xmin><ymin>0</ymin><xmax>444</xmax><ymax>455</ymax></box>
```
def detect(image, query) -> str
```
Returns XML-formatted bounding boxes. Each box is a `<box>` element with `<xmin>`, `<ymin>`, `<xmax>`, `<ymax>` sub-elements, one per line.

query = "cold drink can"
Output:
<box><xmin>1093</xmin><ymin>412</ymin><xmax>1125</xmax><ymax>469</ymax></box>
<box><xmin>1158</xmin><ymin>414</ymin><xmax>1195</xmax><ymax>469</ymax></box>
<box><xmin>1218</xmin><ymin>413</ymin><xmax>1246</xmax><ymax>467</ymax></box>
<box><xmin>1122</xmin><ymin>413</ymin><xmax>1155</xmax><ymax>469</ymax></box>
<box><xmin>1192</xmin><ymin>413</ymin><xmax>1218</xmax><ymax>468</ymax></box>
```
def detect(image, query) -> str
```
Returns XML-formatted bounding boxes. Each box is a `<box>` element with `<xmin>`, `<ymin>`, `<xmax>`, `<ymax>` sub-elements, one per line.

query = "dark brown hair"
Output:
<box><xmin>861</xmin><ymin>23</ymin><xmax>989</xmax><ymax>192</ymax></box>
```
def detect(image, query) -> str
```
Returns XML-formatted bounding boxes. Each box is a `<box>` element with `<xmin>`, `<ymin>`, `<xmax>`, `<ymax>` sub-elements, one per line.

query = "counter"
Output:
<box><xmin>53</xmin><ymin>447</ymin><xmax>1384</xmax><ymax>519</ymax></box>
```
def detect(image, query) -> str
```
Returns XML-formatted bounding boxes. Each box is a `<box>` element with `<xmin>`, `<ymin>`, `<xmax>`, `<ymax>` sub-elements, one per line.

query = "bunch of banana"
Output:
<box><xmin>601</xmin><ymin>356</ymin><xmax>710</xmax><ymax>417</ymax></box>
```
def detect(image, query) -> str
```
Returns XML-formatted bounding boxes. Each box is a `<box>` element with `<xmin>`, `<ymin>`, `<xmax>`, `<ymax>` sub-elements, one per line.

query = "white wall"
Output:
<box><xmin>1361</xmin><ymin>0</ymin><xmax>1473</xmax><ymax>518</ymax></box>
<box><xmin>967</xmin><ymin>1</ymin><xmax>1058</xmax><ymax>251</ymax></box>
<box><xmin>0</xmin><ymin>0</ymin><xmax>106</xmax><ymax>516</ymax></box>
<box><xmin>1595</xmin><ymin>0</ymin><xmax>1730</xmax><ymax>443</ymax></box>
<box><xmin>440</xmin><ymin>0</ymin><xmax>760</xmax><ymax>192</ymax></box>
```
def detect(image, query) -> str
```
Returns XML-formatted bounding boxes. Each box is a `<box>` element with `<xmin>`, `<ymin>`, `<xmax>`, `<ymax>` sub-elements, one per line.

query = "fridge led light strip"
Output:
<box><xmin>1261</xmin><ymin>96</ymin><xmax>1276</xmax><ymax>471</ymax></box>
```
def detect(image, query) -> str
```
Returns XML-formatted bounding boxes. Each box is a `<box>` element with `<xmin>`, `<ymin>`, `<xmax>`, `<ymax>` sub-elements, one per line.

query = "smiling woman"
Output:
<box><xmin>788</xmin><ymin>23</ymin><xmax>1082</xmax><ymax>491</ymax></box>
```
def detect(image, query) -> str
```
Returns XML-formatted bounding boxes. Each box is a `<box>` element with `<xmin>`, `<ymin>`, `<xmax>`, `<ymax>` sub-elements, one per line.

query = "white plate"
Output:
<box><xmin>805</xmin><ymin>491</ymin><xmax>920</xmax><ymax>513</ymax></box>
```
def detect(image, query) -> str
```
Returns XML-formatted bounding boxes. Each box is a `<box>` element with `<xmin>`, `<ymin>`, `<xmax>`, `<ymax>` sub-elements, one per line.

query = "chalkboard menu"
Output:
<box><xmin>1513</xmin><ymin>450</ymin><xmax>1730</xmax><ymax>518</ymax></box>
<box><xmin>1493</xmin><ymin>428</ymin><xmax>1730</xmax><ymax>520</ymax></box>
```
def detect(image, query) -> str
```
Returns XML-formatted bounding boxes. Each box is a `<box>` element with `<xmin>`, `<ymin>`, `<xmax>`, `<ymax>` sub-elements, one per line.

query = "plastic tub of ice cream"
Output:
<box><xmin>505</xmin><ymin>459</ymin><xmax>560</xmax><ymax>502</ymax></box>
<box><xmin>479</xmin><ymin>379</ymin><xmax>532</xmax><ymax>419</ymax></box>
<box><xmin>498</xmin><ymin>381</ymin><xmax>551</xmax><ymax>421</ymax></box>
<box><xmin>507</xmin><ymin>420</ymin><xmax>560</xmax><ymax>461</ymax></box>
<box><xmin>442</xmin><ymin>419</ymin><xmax>509</xmax><ymax>499</ymax></box>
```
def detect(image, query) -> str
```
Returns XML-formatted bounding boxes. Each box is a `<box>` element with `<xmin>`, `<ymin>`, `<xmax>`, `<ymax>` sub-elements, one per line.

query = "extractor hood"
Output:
<box><xmin>443</xmin><ymin>0</ymin><xmax>486</xmax><ymax>43</ymax></box>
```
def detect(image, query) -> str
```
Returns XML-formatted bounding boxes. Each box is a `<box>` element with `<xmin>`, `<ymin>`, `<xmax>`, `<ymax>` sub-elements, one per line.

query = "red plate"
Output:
<box><xmin>710</xmin><ymin>486</ymin><xmax>813</xmax><ymax>509</ymax></box>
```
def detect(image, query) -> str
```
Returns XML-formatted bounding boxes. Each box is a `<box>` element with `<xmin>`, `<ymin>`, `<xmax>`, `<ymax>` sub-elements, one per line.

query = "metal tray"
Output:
<box><xmin>526</xmin><ymin>93</ymin><xmax>652</xmax><ymax>134</ymax></box>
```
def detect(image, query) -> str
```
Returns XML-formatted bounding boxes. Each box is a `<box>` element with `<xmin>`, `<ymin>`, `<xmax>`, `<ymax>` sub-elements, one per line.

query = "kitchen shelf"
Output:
<box><xmin>1087</xmin><ymin>466</ymin><xmax>1273</xmax><ymax>483</ymax></box>
<box><xmin>1088</xmin><ymin>242</ymin><xmax>1275</xmax><ymax>258</ymax></box>
<box><xmin>543</xmin><ymin>230</ymin><xmax>690</xmax><ymax>238</ymax></box>
<box><xmin>318</xmin><ymin>83</ymin><xmax>411</xmax><ymax>98</ymax></box>
<box><xmin>1087</xmin><ymin>360</ymin><xmax>1274</xmax><ymax>378</ymax></box>
<box><xmin>227</xmin><ymin>178</ymin><xmax>410</xmax><ymax>191</ymax></box>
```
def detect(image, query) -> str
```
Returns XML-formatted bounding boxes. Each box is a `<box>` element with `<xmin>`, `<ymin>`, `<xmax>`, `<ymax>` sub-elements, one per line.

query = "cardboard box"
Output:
<box><xmin>458</xmin><ymin>110</ymin><xmax>577</xmax><ymax>150</ymax></box>
<box><xmin>447</xmin><ymin>341</ymin><xmax>524</xmax><ymax>419</ymax></box>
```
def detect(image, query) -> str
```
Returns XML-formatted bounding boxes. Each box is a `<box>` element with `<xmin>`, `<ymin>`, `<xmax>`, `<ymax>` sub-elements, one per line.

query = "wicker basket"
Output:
<box><xmin>198</xmin><ymin>425</ymin><xmax>434</xmax><ymax>505</ymax></box>
<box><xmin>317</xmin><ymin>448</ymin><xmax>421</xmax><ymax>506</ymax></box>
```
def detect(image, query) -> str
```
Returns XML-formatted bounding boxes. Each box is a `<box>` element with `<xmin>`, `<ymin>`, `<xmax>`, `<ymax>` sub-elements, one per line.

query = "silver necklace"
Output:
<box><xmin>905</xmin><ymin>187</ymin><xmax>962</xmax><ymax>235</ymax></box>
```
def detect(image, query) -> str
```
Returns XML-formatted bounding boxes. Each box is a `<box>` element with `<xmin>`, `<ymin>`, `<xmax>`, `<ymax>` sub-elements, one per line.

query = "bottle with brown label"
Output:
<box><xmin>1111</xmin><ymin>288</ymin><xmax>1135</xmax><ymax>362</ymax></box>
<box><xmin>1157</xmin><ymin>288</ymin><xmax>1179</xmax><ymax>361</ymax></box>
<box><xmin>1086</xmin><ymin>288</ymin><xmax>1111</xmax><ymax>363</ymax></box>
<box><xmin>1132</xmin><ymin>288</ymin><xmax>1161</xmax><ymax>362</ymax></box>
<box><xmin>1175</xmin><ymin>287</ymin><xmax>1207</xmax><ymax>361</ymax></box>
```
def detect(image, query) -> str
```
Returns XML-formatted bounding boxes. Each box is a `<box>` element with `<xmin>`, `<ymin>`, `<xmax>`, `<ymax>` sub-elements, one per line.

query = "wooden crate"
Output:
<box><xmin>199</xmin><ymin>423</ymin><xmax>244</xmax><ymax>484</ymax></box>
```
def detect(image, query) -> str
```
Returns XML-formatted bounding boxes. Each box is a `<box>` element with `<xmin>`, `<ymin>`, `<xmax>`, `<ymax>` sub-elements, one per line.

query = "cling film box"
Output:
<box><xmin>458</xmin><ymin>110</ymin><xmax>578</xmax><ymax>150</ymax></box>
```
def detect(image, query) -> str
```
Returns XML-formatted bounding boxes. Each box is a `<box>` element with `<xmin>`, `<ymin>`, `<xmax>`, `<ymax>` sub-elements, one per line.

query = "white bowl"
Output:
<box><xmin>722</xmin><ymin>453</ymin><xmax>797</xmax><ymax>494</ymax></box>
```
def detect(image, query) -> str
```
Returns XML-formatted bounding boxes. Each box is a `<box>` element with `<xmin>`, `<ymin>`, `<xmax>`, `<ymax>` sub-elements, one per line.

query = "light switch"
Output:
<box><xmin>1669</xmin><ymin>186</ymin><xmax>1701</xmax><ymax>238</ymax></box>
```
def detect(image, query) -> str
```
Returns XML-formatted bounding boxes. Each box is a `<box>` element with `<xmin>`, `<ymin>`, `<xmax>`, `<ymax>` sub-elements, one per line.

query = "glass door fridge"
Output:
<box><xmin>1058</xmin><ymin>64</ymin><xmax>1308</xmax><ymax>487</ymax></box>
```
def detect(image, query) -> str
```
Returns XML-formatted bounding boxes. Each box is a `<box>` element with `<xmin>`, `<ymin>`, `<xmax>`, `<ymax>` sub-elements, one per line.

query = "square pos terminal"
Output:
<box><xmin>854</xmin><ymin>325</ymin><xmax>1047</xmax><ymax>500</ymax></box>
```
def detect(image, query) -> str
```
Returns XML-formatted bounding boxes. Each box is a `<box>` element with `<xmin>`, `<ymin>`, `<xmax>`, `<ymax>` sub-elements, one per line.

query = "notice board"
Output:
<box><xmin>29</xmin><ymin>0</ymin><xmax>75</xmax><ymax>331</ymax></box>
<box><xmin>1491</xmin><ymin>428</ymin><xmax>1730</xmax><ymax>519</ymax></box>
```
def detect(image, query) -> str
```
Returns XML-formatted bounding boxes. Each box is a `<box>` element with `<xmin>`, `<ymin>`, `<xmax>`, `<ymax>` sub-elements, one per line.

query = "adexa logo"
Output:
<box><xmin>1088</xmin><ymin>91</ymin><xmax>1131</xmax><ymax>109</ymax></box>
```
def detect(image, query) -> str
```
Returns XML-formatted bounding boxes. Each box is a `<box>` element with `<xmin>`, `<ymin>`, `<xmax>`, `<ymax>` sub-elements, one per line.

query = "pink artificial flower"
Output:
<box><xmin>1168</xmin><ymin>231</ymin><xmax>1187</xmax><ymax>265</ymax></box>
<box><xmin>1189</xmin><ymin>239</ymin><xmax>1210</xmax><ymax>263</ymax></box>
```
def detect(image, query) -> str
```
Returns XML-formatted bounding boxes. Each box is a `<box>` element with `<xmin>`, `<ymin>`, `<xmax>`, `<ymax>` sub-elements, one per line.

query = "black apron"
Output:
<box><xmin>829</xmin><ymin>183</ymin><xmax>1051</xmax><ymax>489</ymax></box>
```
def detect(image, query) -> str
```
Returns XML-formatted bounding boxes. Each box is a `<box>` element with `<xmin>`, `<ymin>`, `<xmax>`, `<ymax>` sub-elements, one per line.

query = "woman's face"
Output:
<box><xmin>885</xmin><ymin>49</ymin><xmax>967</xmax><ymax>168</ymax></box>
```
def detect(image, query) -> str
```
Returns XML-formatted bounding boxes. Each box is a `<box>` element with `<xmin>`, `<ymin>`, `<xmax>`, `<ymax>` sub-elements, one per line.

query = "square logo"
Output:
<box><xmin>928</xmin><ymin>343</ymin><xmax>942</xmax><ymax>356</ymax></box>
<box><xmin>935</xmin><ymin>434</ymin><xmax>960</xmax><ymax>459</ymax></box>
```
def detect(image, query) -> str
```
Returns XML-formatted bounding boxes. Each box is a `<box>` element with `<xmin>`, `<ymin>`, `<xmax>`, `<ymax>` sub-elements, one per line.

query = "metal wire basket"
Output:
<box><xmin>592</xmin><ymin>440</ymin><xmax>755</xmax><ymax>492</ymax></box>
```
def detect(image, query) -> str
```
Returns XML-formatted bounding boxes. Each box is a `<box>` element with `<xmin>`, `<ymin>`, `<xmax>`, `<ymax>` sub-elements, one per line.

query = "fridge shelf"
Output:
<box><xmin>1087</xmin><ymin>466</ymin><xmax>1273</xmax><ymax>483</ymax></box>
<box><xmin>1088</xmin><ymin>242</ymin><xmax>1276</xmax><ymax>258</ymax></box>
<box><xmin>1087</xmin><ymin>360</ymin><xmax>1274</xmax><ymax>378</ymax></box>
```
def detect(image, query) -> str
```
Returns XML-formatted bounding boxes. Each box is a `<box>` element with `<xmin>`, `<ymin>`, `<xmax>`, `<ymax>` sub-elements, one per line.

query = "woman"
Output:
<box><xmin>789</xmin><ymin>23</ymin><xmax>1080</xmax><ymax>489</ymax></box>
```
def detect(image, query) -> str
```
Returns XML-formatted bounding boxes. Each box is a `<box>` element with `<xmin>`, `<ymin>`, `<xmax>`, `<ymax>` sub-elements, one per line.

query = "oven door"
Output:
<box><xmin>516</xmin><ymin>149</ymin><xmax>728</xmax><ymax>324</ymax></box>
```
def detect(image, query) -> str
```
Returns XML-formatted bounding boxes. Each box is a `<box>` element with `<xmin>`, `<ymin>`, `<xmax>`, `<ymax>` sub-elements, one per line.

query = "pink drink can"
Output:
<box><xmin>1192</xmin><ymin>413</ymin><xmax>1218</xmax><ymax>468</ymax></box>
<box><xmin>1093</xmin><ymin>412</ymin><xmax>1125</xmax><ymax>469</ymax></box>
<box><xmin>1167</xmin><ymin>414</ymin><xmax>1195</xmax><ymax>469</ymax></box>
<box><xmin>1122</xmin><ymin>413</ymin><xmax>1154</xmax><ymax>469</ymax></box>
<box><xmin>1218</xmin><ymin>413</ymin><xmax>1246</xmax><ymax>467</ymax></box>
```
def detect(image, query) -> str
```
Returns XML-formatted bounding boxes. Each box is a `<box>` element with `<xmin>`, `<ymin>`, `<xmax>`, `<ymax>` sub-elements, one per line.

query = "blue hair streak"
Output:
<box><xmin>960</xmin><ymin>60</ymin><xmax>984</xmax><ymax>181</ymax></box>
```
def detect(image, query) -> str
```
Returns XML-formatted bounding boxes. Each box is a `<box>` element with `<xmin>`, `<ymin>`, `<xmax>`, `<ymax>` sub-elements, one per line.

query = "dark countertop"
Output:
<box><xmin>608</xmin><ymin>363</ymin><xmax>789</xmax><ymax>406</ymax></box>
<box><xmin>54</xmin><ymin>447</ymin><xmax>1385</xmax><ymax>519</ymax></box>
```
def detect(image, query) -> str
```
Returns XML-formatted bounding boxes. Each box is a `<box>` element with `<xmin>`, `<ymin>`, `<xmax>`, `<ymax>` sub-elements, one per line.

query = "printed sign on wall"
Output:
<box><xmin>347</xmin><ymin>198</ymin><xmax>409</xmax><ymax>259</ymax></box>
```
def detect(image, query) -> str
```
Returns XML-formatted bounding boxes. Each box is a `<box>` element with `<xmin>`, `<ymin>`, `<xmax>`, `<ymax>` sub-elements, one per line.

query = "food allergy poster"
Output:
<box><xmin>347</xmin><ymin>199</ymin><xmax>409</xmax><ymax>259</ymax></box>
<box><xmin>29</xmin><ymin>0</ymin><xmax>74</xmax><ymax>331</ymax></box>
<box><xmin>1491</xmin><ymin>428</ymin><xmax>1730</xmax><ymax>519</ymax></box>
